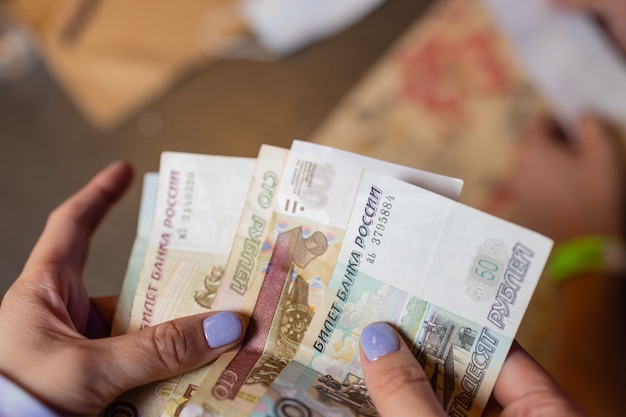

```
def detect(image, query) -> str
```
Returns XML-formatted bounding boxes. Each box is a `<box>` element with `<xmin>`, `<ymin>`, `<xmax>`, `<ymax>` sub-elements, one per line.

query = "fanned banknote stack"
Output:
<box><xmin>103</xmin><ymin>140</ymin><xmax>552</xmax><ymax>417</ymax></box>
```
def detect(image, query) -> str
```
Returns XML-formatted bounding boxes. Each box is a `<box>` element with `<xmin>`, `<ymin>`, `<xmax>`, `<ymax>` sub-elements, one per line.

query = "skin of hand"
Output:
<box><xmin>483</xmin><ymin>114</ymin><xmax>626</xmax><ymax>416</ymax></box>
<box><xmin>553</xmin><ymin>0</ymin><xmax>626</xmax><ymax>52</ymax></box>
<box><xmin>0</xmin><ymin>162</ymin><xmax>246</xmax><ymax>416</ymax></box>
<box><xmin>360</xmin><ymin>323</ymin><xmax>587</xmax><ymax>417</ymax></box>
<box><xmin>484</xmin><ymin>114</ymin><xmax>625</xmax><ymax>244</ymax></box>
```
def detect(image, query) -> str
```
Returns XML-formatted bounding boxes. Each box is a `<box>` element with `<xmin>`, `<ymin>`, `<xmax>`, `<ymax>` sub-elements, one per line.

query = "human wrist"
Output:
<box><xmin>0</xmin><ymin>374</ymin><xmax>60</xmax><ymax>417</ymax></box>
<box><xmin>548</xmin><ymin>236</ymin><xmax>626</xmax><ymax>284</ymax></box>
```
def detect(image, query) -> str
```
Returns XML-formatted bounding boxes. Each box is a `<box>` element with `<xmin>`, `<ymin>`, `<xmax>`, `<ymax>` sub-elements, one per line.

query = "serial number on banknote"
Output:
<box><xmin>354</xmin><ymin>184</ymin><xmax>395</xmax><ymax>264</ymax></box>
<box><xmin>370</xmin><ymin>196</ymin><xmax>394</xmax><ymax>247</ymax></box>
<box><xmin>179</xmin><ymin>171</ymin><xmax>196</xmax><ymax>239</ymax></box>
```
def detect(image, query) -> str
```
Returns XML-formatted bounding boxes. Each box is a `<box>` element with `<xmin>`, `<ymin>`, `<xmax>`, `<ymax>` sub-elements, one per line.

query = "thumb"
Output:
<box><xmin>101</xmin><ymin>311</ymin><xmax>245</xmax><ymax>392</ymax></box>
<box><xmin>360</xmin><ymin>322</ymin><xmax>445</xmax><ymax>417</ymax></box>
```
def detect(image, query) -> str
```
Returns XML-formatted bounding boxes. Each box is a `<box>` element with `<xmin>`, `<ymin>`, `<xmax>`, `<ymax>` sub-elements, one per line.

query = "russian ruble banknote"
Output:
<box><xmin>126</xmin><ymin>152</ymin><xmax>256</xmax><ymax>332</ymax></box>
<box><xmin>104</xmin><ymin>152</ymin><xmax>256</xmax><ymax>416</ymax></box>
<box><xmin>112</xmin><ymin>172</ymin><xmax>159</xmax><ymax>336</ymax></box>
<box><xmin>187</xmin><ymin>141</ymin><xmax>464</xmax><ymax>417</ymax></box>
<box><xmin>250</xmin><ymin>170</ymin><xmax>552</xmax><ymax>417</ymax></box>
<box><xmin>157</xmin><ymin>144</ymin><xmax>290</xmax><ymax>416</ymax></box>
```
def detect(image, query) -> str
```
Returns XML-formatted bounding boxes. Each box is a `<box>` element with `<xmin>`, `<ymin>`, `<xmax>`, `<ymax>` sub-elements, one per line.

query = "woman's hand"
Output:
<box><xmin>0</xmin><ymin>162</ymin><xmax>245</xmax><ymax>415</ymax></box>
<box><xmin>485</xmin><ymin>115</ymin><xmax>625</xmax><ymax>243</ymax></box>
<box><xmin>360</xmin><ymin>322</ymin><xmax>586</xmax><ymax>416</ymax></box>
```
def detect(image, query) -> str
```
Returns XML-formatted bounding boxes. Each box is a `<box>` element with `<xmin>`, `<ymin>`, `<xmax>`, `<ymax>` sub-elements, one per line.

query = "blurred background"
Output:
<box><xmin>0</xmin><ymin>0</ymin><xmax>438</xmax><ymax>297</ymax></box>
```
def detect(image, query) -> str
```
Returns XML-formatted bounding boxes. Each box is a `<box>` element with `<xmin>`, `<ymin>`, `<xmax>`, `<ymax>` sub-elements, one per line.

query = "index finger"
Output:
<box><xmin>24</xmin><ymin>161</ymin><xmax>133</xmax><ymax>276</ymax></box>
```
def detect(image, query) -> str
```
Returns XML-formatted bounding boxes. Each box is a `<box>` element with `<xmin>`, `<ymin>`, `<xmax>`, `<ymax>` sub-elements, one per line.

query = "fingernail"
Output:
<box><xmin>360</xmin><ymin>323</ymin><xmax>399</xmax><ymax>361</ymax></box>
<box><xmin>203</xmin><ymin>312</ymin><xmax>243</xmax><ymax>348</ymax></box>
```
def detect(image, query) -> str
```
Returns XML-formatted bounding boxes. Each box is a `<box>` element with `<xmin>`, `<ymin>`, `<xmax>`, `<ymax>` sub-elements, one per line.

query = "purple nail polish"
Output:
<box><xmin>361</xmin><ymin>323</ymin><xmax>399</xmax><ymax>361</ymax></box>
<box><xmin>203</xmin><ymin>312</ymin><xmax>243</xmax><ymax>348</ymax></box>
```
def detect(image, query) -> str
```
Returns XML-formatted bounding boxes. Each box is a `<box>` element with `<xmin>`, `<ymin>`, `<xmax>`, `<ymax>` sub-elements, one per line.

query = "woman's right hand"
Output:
<box><xmin>359</xmin><ymin>322</ymin><xmax>586</xmax><ymax>416</ymax></box>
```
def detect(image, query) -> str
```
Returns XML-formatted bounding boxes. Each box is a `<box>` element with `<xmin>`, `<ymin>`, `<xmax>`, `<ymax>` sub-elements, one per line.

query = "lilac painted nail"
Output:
<box><xmin>360</xmin><ymin>322</ymin><xmax>399</xmax><ymax>361</ymax></box>
<box><xmin>203</xmin><ymin>312</ymin><xmax>243</xmax><ymax>348</ymax></box>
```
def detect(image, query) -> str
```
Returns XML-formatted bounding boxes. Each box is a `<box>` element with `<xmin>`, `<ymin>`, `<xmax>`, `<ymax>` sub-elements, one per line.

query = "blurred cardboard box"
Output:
<box><xmin>1</xmin><ymin>0</ymin><xmax>387</xmax><ymax>130</ymax></box>
<box><xmin>2</xmin><ymin>0</ymin><xmax>247</xmax><ymax>129</ymax></box>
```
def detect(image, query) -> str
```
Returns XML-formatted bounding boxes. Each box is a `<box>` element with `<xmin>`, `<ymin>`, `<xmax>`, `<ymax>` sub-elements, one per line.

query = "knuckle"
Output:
<box><xmin>46</xmin><ymin>205</ymin><xmax>83</xmax><ymax>236</ymax></box>
<box><xmin>150</xmin><ymin>321</ymin><xmax>192</xmax><ymax>372</ymax></box>
<box><xmin>46</xmin><ymin>207</ymin><xmax>66</xmax><ymax>230</ymax></box>
<box><xmin>48</xmin><ymin>204</ymin><xmax>77</xmax><ymax>224</ymax></box>
<box><xmin>373</xmin><ymin>360</ymin><xmax>430</xmax><ymax>398</ymax></box>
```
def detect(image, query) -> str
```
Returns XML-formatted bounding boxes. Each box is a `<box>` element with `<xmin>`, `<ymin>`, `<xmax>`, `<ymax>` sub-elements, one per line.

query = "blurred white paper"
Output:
<box><xmin>481</xmin><ymin>0</ymin><xmax>626</xmax><ymax>131</ymax></box>
<box><xmin>243</xmin><ymin>0</ymin><xmax>386</xmax><ymax>55</ymax></box>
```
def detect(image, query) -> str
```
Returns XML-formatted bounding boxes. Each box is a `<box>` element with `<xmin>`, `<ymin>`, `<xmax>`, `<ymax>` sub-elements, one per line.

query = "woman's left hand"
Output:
<box><xmin>0</xmin><ymin>162</ymin><xmax>245</xmax><ymax>415</ymax></box>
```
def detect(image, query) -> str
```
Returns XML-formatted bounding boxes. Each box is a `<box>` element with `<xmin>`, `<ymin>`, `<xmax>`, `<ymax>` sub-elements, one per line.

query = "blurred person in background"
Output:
<box><xmin>485</xmin><ymin>113</ymin><xmax>626</xmax><ymax>417</ymax></box>
<box><xmin>481</xmin><ymin>3</ymin><xmax>626</xmax><ymax>417</ymax></box>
